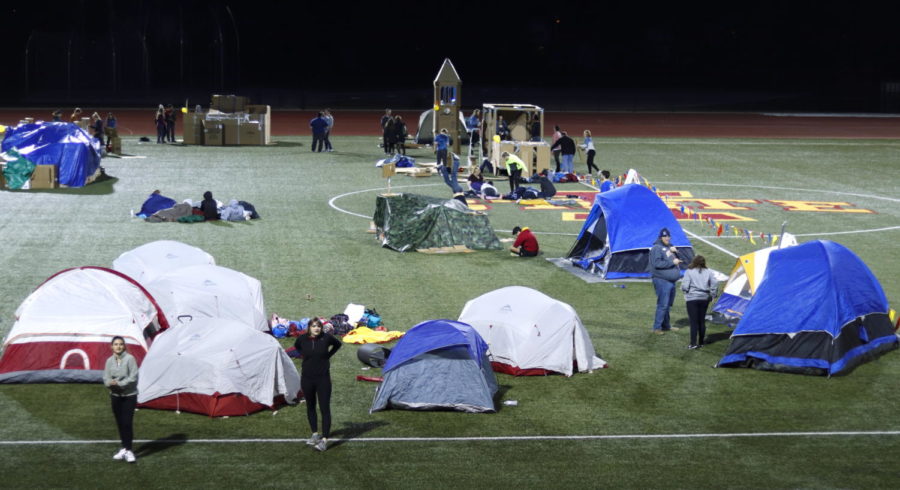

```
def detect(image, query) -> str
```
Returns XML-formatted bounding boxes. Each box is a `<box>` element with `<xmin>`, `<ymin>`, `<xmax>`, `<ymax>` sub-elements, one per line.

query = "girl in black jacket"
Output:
<box><xmin>294</xmin><ymin>317</ymin><xmax>341</xmax><ymax>451</ymax></box>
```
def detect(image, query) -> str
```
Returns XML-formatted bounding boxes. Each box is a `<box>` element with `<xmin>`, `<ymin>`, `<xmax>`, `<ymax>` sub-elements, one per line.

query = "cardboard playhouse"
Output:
<box><xmin>182</xmin><ymin>95</ymin><xmax>272</xmax><ymax>146</ymax></box>
<box><xmin>481</xmin><ymin>103</ymin><xmax>550</xmax><ymax>177</ymax></box>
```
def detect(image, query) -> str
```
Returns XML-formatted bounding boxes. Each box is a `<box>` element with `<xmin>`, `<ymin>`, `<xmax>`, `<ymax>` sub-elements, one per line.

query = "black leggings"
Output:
<box><xmin>301</xmin><ymin>376</ymin><xmax>333</xmax><ymax>438</ymax></box>
<box><xmin>586</xmin><ymin>149</ymin><xmax>599</xmax><ymax>174</ymax></box>
<box><xmin>686</xmin><ymin>299</ymin><xmax>710</xmax><ymax>346</ymax></box>
<box><xmin>508</xmin><ymin>168</ymin><xmax>522</xmax><ymax>192</ymax></box>
<box><xmin>110</xmin><ymin>395</ymin><xmax>136</xmax><ymax>450</ymax></box>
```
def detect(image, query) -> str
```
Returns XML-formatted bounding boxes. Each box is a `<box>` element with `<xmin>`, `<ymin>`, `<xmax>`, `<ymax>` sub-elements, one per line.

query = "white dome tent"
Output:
<box><xmin>458</xmin><ymin>286</ymin><xmax>606</xmax><ymax>376</ymax></box>
<box><xmin>0</xmin><ymin>267</ymin><xmax>168</xmax><ymax>383</ymax></box>
<box><xmin>113</xmin><ymin>240</ymin><xmax>216</xmax><ymax>284</ymax></box>
<box><xmin>137</xmin><ymin>318</ymin><xmax>301</xmax><ymax>416</ymax></box>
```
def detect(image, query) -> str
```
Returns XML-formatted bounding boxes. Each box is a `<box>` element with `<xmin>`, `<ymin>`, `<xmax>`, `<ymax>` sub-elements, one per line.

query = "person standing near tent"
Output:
<box><xmin>103</xmin><ymin>336</ymin><xmax>138</xmax><ymax>463</ymax></box>
<box><xmin>551</xmin><ymin>131</ymin><xmax>576</xmax><ymax>175</ymax></box>
<box><xmin>649</xmin><ymin>228</ymin><xmax>683</xmax><ymax>334</ymax></box>
<box><xmin>70</xmin><ymin>107</ymin><xmax>82</xmax><ymax>123</ymax></box>
<box><xmin>502</xmin><ymin>151</ymin><xmax>526</xmax><ymax>193</ymax></box>
<box><xmin>394</xmin><ymin>115</ymin><xmax>407</xmax><ymax>155</ymax></box>
<box><xmin>309</xmin><ymin>112</ymin><xmax>329</xmax><ymax>153</ymax></box>
<box><xmin>295</xmin><ymin>317</ymin><xmax>342</xmax><ymax>452</ymax></box>
<box><xmin>551</xmin><ymin>125</ymin><xmax>562</xmax><ymax>172</ymax></box>
<box><xmin>510</xmin><ymin>226</ymin><xmax>539</xmax><ymax>257</ymax></box>
<box><xmin>681</xmin><ymin>255</ymin><xmax>718</xmax><ymax>349</ymax></box>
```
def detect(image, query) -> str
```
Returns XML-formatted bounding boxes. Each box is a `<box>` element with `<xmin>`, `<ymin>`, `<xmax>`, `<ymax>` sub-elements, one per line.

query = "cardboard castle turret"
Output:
<box><xmin>433</xmin><ymin>59</ymin><xmax>462</xmax><ymax>156</ymax></box>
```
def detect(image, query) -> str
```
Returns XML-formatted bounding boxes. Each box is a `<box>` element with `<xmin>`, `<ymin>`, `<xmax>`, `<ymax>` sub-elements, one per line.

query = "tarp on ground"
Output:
<box><xmin>373</xmin><ymin>193</ymin><xmax>501</xmax><ymax>252</ymax></box>
<box><xmin>1</xmin><ymin>122</ymin><xmax>101</xmax><ymax>187</ymax></box>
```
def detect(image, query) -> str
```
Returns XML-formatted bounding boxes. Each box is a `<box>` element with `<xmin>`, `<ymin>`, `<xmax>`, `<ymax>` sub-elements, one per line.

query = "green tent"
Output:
<box><xmin>374</xmin><ymin>194</ymin><xmax>502</xmax><ymax>252</ymax></box>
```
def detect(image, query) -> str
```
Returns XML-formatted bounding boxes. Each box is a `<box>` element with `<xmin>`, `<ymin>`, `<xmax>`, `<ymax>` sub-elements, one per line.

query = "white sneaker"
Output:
<box><xmin>112</xmin><ymin>448</ymin><xmax>127</xmax><ymax>460</ymax></box>
<box><xmin>314</xmin><ymin>438</ymin><xmax>328</xmax><ymax>452</ymax></box>
<box><xmin>306</xmin><ymin>433</ymin><xmax>321</xmax><ymax>446</ymax></box>
<box><xmin>124</xmin><ymin>450</ymin><xmax>136</xmax><ymax>463</ymax></box>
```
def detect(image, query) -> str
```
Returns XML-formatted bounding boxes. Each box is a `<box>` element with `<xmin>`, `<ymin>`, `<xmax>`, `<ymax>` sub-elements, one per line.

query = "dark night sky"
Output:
<box><xmin>2</xmin><ymin>1</ymin><xmax>899</xmax><ymax>107</ymax></box>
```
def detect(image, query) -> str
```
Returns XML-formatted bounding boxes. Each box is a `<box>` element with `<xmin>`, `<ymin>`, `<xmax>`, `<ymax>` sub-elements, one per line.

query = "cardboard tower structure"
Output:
<box><xmin>433</xmin><ymin>58</ymin><xmax>462</xmax><ymax>157</ymax></box>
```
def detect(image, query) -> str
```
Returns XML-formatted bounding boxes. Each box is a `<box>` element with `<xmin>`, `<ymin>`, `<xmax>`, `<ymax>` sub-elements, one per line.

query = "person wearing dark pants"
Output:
<box><xmin>648</xmin><ymin>228</ymin><xmax>683</xmax><ymax>334</ymax></box>
<box><xmin>294</xmin><ymin>317</ymin><xmax>342</xmax><ymax>451</ymax></box>
<box><xmin>380</xmin><ymin>109</ymin><xmax>393</xmax><ymax>154</ymax></box>
<box><xmin>155</xmin><ymin>108</ymin><xmax>166</xmax><ymax>144</ymax></box>
<box><xmin>103</xmin><ymin>336</ymin><xmax>139</xmax><ymax>463</ymax></box>
<box><xmin>581</xmin><ymin>130</ymin><xmax>599</xmax><ymax>175</ymax></box>
<box><xmin>164</xmin><ymin>105</ymin><xmax>177</xmax><ymax>143</ymax></box>
<box><xmin>434</xmin><ymin>128</ymin><xmax>450</xmax><ymax>169</ymax></box>
<box><xmin>310</xmin><ymin>112</ymin><xmax>329</xmax><ymax>152</ymax></box>
<box><xmin>502</xmin><ymin>151</ymin><xmax>525</xmax><ymax>193</ymax></box>
<box><xmin>681</xmin><ymin>255</ymin><xmax>718</xmax><ymax>348</ymax></box>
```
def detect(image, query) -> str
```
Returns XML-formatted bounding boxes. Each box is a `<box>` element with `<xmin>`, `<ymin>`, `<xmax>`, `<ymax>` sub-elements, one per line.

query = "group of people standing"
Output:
<box><xmin>51</xmin><ymin>108</ymin><xmax>118</xmax><ymax>147</ymax></box>
<box><xmin>549</xmin><ymin>126</ymin><xmax>600</xmax><ymax>176</ymax></box>
<box><xmin>380</xmin><ymin>109</ymin><xmax>408</xmax><ymax>155</ymax></box>
<box><xmin>101</xmin><ymin>314</ymin><xmax>343</xmax><ymax>462</ymax></box>
<box><xmin>309</xmin><ymin>109</ymin><xmax>335</xmax><ymax>152</ymax></box>
<box><xmin>154</xmin><ymin>104</ymin><xmax>177</xmax><ymax>144</ymax></box>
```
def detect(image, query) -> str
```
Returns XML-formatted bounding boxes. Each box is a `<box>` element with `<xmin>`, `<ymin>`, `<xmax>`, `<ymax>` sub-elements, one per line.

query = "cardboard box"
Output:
<box><xmin>182</xmin><ymin>114</ymin><xmax>204</xmax><ymax>145</ymax></box>
<box><xmin>30</xmin><ymin>165</ymin><xmax>58</xmax><ymax>189</ymax></box>
<box><xmin>110</xmin><ymin>136</ymin><xmax>122</xmax><ymax>154</ymax></box>
<box><xmin>210</xmin><ymin>94</ymin><xmax>250</xmax><ymax>114</ymax></box>
<box><xmin>203</xmin><ymin>122</ymin><xmax>224</xmax><ymax>146</ymax></box>
<box><xmin>238</xmin><ymin>122</ymin><xmax>264</xmax><ymax>145</ymax></box>
<box><xmin>222</xmin><ymin>119</ymin><xmax>241</xmax><ymax>145</ymax></box>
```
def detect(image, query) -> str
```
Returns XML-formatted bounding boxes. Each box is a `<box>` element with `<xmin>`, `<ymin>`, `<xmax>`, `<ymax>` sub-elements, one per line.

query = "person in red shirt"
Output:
<box><xmin>510</xmin><ymin>226</ymin><xmax>539</xmax><ymax>257</ymax></box>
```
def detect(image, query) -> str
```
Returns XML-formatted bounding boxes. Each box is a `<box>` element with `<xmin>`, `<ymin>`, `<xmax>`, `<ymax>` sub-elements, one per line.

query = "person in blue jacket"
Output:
<box><xmin>309</xmin><ymin>112</ymin><xmax>329</xmax><ymax>152</ymax></box>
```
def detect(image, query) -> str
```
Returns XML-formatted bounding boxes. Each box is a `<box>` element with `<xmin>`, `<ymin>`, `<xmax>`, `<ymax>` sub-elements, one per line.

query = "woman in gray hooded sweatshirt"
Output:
<box><xmin>103</xmin><ymin>336</ymin><xmax>139</xmax><ymax>463</ymax></box>
<box><xmin>681</xmin><ymin>255</ymin><xmax>718</xmax><ymax>349</ymax></box>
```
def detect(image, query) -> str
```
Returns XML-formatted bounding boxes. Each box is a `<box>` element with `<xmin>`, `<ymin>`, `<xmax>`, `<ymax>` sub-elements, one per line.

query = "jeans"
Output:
<box><xmin>652</xmin><ymin>278</ymin><xmax>676</xmax><ymax>331</ymax></box>
<box><xmin>561</xmin><ymin>154</ymin><xmax>575</xmax><ymax>174</ymax></box>
<box><xmin>440</xmin><ymin>158</ymin><xmax>462</xmax><ymax>193</ymax></box>
<box><xmin>436</xmin><ymin>148</ymin><xmax>448</xmax><ymax>168</ymax></box>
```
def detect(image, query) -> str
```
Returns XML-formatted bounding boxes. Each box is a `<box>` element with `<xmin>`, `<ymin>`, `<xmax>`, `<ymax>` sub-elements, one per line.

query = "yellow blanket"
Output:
<box><xmin>342</xmin><ymin>326</ymin><xmax>405</xmax><ymax>344</ymax></box>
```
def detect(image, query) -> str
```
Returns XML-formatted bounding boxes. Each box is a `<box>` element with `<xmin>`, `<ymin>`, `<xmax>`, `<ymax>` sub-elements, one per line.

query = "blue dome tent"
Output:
<box><xmin>2</xmin><ymin>122</ymin><xmax>102</xmax><ymax>188</ymax></box>
<box><xmin>566</xmin><ymin>184</ymin><xmax>693</xmax><ymax>279</ymax></box>
<box><xmin>717</xmin><ymin>240</ymin><xmax>898</xmax><ymax>376</ymax></box>
<box><xmin>370</xmin><ymin>319</ymin><xmax>497</xmax><ymax>413</ymax></box>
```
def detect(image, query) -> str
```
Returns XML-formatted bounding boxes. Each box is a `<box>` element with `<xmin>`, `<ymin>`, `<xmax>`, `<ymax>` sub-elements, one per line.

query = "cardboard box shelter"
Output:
<box><xmin>481</xmin><ymin>103</ymin><xmax>544</xmax><ymax>164</ymax></box>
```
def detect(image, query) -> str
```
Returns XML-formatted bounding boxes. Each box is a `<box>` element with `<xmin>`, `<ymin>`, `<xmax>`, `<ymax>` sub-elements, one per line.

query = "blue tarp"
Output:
<box><xmin>732</xmin><ymin>240</ymin><xmax>889</xmax><ymax>338</ymax></box>
<box><xmin>2</xmin><ymin>122</ymin><xmax>101</xmax><ymax>187</ymax></box>
<box><xmin>382</xmin><ymin>319</ymin><xmax>489</xmax><ymax>373</ymax></box>
<box><xmin>598</xmin><ymin>184</ymin><xmax>691</xmax><ymax>253</ymax></box>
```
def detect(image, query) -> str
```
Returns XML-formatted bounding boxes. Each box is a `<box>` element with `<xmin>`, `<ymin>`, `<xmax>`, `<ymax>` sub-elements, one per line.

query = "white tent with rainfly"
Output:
<box><xmin>458</xmin><ymin>286</ymin><xmax>607</xmax><ymax>376</ymax></box>
<box><xmin>137</xmin><ymin>317</ymin><xmax>301</xmax><ymax>416</ymax></box>
<box><xmin>113</xmin><ymin>240</ymin><xmax>216</xmax><ymax>284</ymax></box>
<box><xmin>0</xmin><ymin>267</ymin><xmax>169</xmax><ymax>383</ymax></box>
<box><xmin>141</xmin><ymin>264</ymin><xmax>269</xmax><ymax>331</ymax></box>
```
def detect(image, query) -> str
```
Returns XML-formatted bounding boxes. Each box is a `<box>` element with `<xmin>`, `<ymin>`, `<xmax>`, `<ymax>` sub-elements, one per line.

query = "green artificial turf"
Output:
<box><xmin>1</xmin><ymin>134</ymin><xmax>899</xmax><ymax>488</ymax></box>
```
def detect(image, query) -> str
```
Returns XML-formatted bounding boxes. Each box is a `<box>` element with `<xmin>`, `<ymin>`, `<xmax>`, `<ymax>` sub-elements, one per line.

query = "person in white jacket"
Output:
<box><xmin>681</xmin><ymin>255</ymin><xmax>719</xmax><ymax>349</ymax></box>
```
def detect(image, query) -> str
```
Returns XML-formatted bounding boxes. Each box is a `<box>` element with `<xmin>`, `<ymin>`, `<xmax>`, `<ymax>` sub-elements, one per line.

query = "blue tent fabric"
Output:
<box><xmin>2</xmin><ymin>122</ymin><xmax>101</xmax><ymax>187</ymax></box>
<box><xmin>566</xmin><ymin>184</ymin><xmax>693</xmax><ymax>279</ymax></box>
<box><xmin>138</xmin><ymin>193</ymin><xmax>178</xmax><ymax>217</ymax></box>
<box><xmin>718</xmin><ymin>240</ymin><xmax>897</xmax><ymax>376</ymax></box>
<box><xmin>383</xmin><ymin>319</ymin><xmax>489</xmax><ymax>373</ymax></box>
<box><xmin>599</xmin><ymin>185</ymin><xmax>691</xmax><ymax>253</ymax></box>
<box><xmin>730</xmin><ymin>241</ymin><xmax>888</xmax><ymax>338</ymax></box>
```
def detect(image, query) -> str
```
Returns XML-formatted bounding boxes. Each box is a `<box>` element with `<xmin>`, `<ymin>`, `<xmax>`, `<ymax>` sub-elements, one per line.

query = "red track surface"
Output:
<box><xmin>3</xmin><ymin>109</ymin><xmax>899</xmax><ymax>139</ymax></box>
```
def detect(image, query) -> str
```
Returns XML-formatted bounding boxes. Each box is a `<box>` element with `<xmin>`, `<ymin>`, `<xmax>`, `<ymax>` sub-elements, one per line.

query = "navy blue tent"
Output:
<box><xmin>718</xmin><ymin>240</ymin><xmax>897</xmax><ymax>376</ymax></box>
<box><xmin>370</xmin><ymin>319</ymin><xmax>497</xmax><ymax>413</ymax></box>
<box><xmin>566</xmin><ymin>184</ymin><xmax>693</xmax><ymax>279</ymax></box>
<box><xmin>2</xmin><ymin>122</ymin><xmax>101</xmax><ymax>187</ymax></box>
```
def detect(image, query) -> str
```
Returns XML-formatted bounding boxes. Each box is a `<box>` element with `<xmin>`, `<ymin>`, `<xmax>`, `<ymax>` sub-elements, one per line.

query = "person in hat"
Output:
<box><xmin>510</xmin><ymin>226</ymin><xmax>539</xmax><ymax>257</ymax></box>
<box><xmin>648</xmin><ymin>227</ymin><xmax>683</xmax><ymax>334</ymax></box>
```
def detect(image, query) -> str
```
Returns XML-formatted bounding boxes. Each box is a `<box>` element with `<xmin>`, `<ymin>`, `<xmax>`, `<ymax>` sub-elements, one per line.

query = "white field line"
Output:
<box><xmin>3</xmin><ymin>431</ymin><xmax>900</xmax><ymax>446</ymax></box>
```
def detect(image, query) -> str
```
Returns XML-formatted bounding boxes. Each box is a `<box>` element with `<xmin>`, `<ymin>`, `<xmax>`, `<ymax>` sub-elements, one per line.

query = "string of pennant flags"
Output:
<box><xmin>604</xmin><ymin>173</ymin><xmax>784</xmax><ymax>249</ymax></box>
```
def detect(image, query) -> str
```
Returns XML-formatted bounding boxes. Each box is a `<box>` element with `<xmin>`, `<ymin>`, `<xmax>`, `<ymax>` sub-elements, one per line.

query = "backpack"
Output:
<box><xmin>330</xmin><ymin>314</ymin><xmax>354</xmax><ymax>336</ymax></box>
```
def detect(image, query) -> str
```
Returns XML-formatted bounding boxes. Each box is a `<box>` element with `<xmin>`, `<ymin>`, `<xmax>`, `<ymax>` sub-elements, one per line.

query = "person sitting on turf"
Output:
<box><xmin>510</xmin><ymin>226</ymin><xmax>539</xmax><ymax>257</ymax></box>
<box><xmin>200</xmin><ymin>191</ymin><xmax>220</xmax><ymax>221</ymax></box>
<box><xmin>467</xmin><ymin>167</ymin><xmax>485</xmax><ymax>193</ymax></box>
<box><xmin>536</xmin><ymin>169</ymin><xmax>557</xmax><ymax>199</ymax></box>
<box><xmin>599</xmin><ymin>170</ymin><xmax>615</xmax><ymax>192</ymax></box>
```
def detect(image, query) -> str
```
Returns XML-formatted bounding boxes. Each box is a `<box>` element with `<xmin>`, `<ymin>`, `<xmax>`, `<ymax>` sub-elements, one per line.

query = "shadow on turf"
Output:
<box><xmin>134</xmin><ymin>433</ymin><xmax>188</xmax><ymax>458</ymax></box>
<box><xmin>328</xmin><ymin>421</ymin><xmax>388</xmax><ymax>448</ymax></box>
<box><xmin>208</xmin><ymin>219</ymin><xmax>255</xmax><ymax>227</ymax></box>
